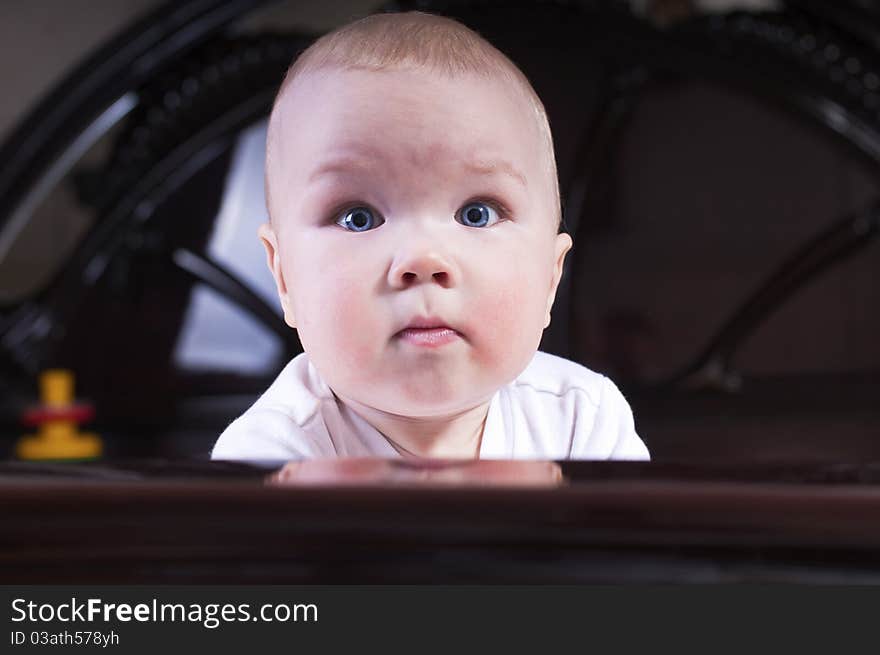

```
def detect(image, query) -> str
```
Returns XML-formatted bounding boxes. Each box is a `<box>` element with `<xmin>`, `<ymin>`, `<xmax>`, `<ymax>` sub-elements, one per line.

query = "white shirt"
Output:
<box><xmin>211</xmin><ymin>351</ymin><xmax>650</xmax><ymax>461</ymax></box>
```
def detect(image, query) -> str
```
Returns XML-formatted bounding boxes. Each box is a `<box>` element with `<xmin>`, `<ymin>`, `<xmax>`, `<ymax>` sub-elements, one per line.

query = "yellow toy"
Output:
<box><xmin>16</xmin><ymin>369</ymin><xmax>102</xmax><ymax>460</ymax></box>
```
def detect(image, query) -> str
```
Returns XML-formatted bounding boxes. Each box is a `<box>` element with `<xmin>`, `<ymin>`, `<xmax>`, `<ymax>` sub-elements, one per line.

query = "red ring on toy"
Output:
<box><xmin>21</xmin><ymin>404</ymin><xmax>95</xmax><ymax>426</ymax></box>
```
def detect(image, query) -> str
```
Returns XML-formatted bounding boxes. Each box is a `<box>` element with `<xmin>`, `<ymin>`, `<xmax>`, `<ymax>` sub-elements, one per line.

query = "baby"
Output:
<box><xmin>212</xmin><ymin>11</ymin><xmax>649</xmax><ymax>461</ymax></box>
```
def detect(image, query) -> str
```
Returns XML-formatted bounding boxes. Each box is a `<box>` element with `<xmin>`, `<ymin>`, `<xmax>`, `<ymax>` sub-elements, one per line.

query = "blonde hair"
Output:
<box><xmin>265</xmin><ymin>11</ymin><xmax>561</xmax><ymax>228</ymax></box>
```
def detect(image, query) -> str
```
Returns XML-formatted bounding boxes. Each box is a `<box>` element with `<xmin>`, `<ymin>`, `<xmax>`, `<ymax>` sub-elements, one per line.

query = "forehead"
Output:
<box><xmin>272</xmin><ymin>66</ymin><xmax>544</xmax><ymax>177</ymax></box>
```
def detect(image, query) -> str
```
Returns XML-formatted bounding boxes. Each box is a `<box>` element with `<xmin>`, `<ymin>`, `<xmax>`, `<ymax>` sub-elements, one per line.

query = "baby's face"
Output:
<box><xmin>263</xmin><ymin>67</ymin><xmax>571</xmax><ymax>418</ymax></box>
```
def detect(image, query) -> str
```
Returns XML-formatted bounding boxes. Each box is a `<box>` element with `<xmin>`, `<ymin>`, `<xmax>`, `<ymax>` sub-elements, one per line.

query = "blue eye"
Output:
<box><xmin>337</xmin><ymin>206</ymin><xmax>383</xmax><ymax>232</ymax></box>
<box><xmin>457</xmin><ymin>201</ymin><xmax>500</xmax><ymax>228</ymax></box>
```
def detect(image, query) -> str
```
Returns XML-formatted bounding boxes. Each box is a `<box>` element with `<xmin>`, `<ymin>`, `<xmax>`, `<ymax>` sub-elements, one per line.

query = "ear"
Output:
<box><xmin>544</xmin><ymin>232</ymin><xmax>573</xmax><ymax>328</ymax></box>
<box><xmin>259</xmin><ymin>222</ymin><xmax>296</xmax><ymax>329</ymax></box>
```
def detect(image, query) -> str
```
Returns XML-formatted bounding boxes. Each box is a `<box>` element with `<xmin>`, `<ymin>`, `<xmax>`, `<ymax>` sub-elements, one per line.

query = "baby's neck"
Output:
<box><xmin>337</xmin><ymin>395</ymin><xmax>490</xmax><ymax>459</ymax></box>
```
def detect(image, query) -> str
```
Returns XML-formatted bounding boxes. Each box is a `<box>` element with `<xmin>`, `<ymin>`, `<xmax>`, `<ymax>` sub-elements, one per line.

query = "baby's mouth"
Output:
<box><xmin>395</xmin><ymin>318</ymin><xmax>462</xmax><ymax>348</ymax></box>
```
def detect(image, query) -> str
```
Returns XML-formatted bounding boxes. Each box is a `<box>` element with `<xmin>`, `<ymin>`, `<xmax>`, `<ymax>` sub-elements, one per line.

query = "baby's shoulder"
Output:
<box><xmin>211</xmin><ymin>353</ymin><xmax>338</xmax><ymax>461</ymax></box>
<box><xmin>252</xmin><ymin>352</ymin><xmax>333</xmax><ymax>424</ymax></box>
<box><xmin>504</xmin><ymin>351</ymin><xmax>649</xmax><ymax>460</ymax></box>
<box><xmin>510</xmin><ymin>351</ymin><xmax>608</xmax><ymax>407</ymax></box>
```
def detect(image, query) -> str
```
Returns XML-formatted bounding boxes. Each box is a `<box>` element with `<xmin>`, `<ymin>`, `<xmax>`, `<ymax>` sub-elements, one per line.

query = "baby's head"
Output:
<box><xmin>260</xmin><ymin>11</ymin><xmax>572</xmax><ymax>419</ymax></box>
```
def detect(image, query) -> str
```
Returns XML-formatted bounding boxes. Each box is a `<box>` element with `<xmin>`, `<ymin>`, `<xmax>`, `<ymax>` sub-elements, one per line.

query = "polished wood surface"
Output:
<box><xmin>3</xmin><ymin>459</ymin><xmax>880</xmax><ymax>583</ymax></box>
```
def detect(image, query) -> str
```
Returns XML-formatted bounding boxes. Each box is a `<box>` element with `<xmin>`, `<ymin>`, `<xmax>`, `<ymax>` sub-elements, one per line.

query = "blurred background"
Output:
<box><xmin>0</xmin><ymin>0</ymin><xmax>877</xmax><ymax>462</ymax></box>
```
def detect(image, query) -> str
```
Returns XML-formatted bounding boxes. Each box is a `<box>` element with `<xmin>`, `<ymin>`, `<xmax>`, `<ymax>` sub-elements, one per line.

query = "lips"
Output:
<box><xmin>395</xmin><ymin>316</ymin><xmax>461</xmax><ymax>347</ymax></box>
<box><xmin>402</xmin><ymin>316</ymin><xmax>453</xmax><ymax>330</ymax></box>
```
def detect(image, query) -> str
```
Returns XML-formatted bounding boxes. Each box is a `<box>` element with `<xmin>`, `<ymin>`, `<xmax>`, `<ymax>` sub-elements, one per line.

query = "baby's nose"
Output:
<box><xmin>388</xmin><ymin>247</ymin><xmax>456</xmax><ymax>289</ymax></box>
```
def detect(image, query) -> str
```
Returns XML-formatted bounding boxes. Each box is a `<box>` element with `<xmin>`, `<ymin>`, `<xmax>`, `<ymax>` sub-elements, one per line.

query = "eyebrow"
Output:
<box><xmin>308</xmin><ymin>154</ymin><xmax>528</xmax><ymax>188</ymax></box>
<box><xmin>308</xmin><ymin>156</ymin><xmax>373</xmax><ymax>183</ymax></box>
<box><xmin>463</xmin><ymin>158</ymin><xmax>528</xmax><ymax>189</ymax></box>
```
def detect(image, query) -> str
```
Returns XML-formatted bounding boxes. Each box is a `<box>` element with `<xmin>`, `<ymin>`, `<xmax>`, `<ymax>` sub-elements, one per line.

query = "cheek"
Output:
<box><xmin>291</xmin><ymin>255</ymin><xmax>382</xmax><ymax>374</ymax></box>
<box><xmin>332</xmin><ymin>281</ymin><xmax>381</xmax><ymax>365</ymax></box>
<box><xmin>472</xmin><ymin>260</ymin><xmax>547</xmax><ymax>367</ymax></box>
<box><xmin>477</xmin><ymin>283</ymin><xmax>524</xmax><ymax>341</ymax></box>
